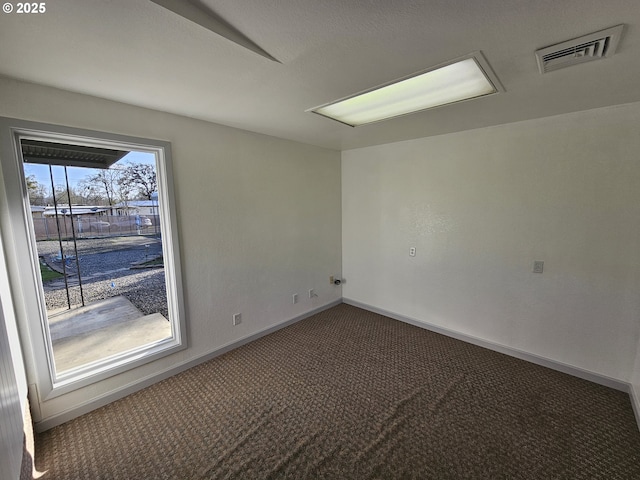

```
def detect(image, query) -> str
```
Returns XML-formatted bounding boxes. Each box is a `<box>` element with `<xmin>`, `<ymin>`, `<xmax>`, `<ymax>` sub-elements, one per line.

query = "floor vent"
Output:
<box><xmin>535</xmin><ymin>25</ymin><xmax>624</xmax><ymax>74</ymax></box>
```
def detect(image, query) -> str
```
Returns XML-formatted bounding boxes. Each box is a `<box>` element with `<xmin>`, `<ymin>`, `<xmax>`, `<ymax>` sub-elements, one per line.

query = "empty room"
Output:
<box><xmin>1</xmin><ymin>1</ymin><xmax>640</xmax><ymax>478</ymax></box>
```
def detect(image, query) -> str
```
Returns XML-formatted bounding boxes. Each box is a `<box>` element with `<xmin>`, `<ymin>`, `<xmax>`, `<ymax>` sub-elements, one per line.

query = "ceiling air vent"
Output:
<box><xmin>535</xmin><ymin>25</ymin><xmax>624</xmax><ymax>74</ymax></box>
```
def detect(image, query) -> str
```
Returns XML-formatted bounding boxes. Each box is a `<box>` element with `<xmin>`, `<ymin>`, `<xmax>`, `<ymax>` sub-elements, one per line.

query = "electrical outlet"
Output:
<box><xmin>308</xmin><ymin>289</ymin><xmax>317</xmax><ymax>298</ymax></box>
<box><xmin>233</xmin><ymin>313</ymin><xmax>242</xmax><ymax>326</ymax></box>
<box><xmin>533</xmin><ymin>261</ymin><xmax>544</xmax><ymax>273</ymax></box>
<box><xmin>409</xmin><ymin>247</ymin><xmax>416</xmax><ymax>257</ymax></box>
<box><xmin>292</xmin><ymin>293</ymin><xmax>298</xmax><ymax>304</ymax></box>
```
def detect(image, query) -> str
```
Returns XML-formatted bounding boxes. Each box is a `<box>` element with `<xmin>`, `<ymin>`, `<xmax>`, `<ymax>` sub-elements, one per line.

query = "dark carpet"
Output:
<box><xmin>35</xmin><ymin>303</ymin><xmax>640</xmax><ymax>479</ymax></box>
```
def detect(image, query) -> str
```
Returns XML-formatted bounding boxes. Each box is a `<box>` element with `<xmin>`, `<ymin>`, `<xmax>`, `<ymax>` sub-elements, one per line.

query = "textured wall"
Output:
<box><xmin>0</xmin><ymin>231</ymin><xmax>27</xmax><ymax>480</ymax></box>
<box><xmin>0</xmin><ymin>77</ymin><xmax>342</xmax><ymax>426</ymax></box>
<box><xmin>0</xmin><ymin>302</ymin><xmax>24</xmax><ymax>479</ymax></box>
<box><xmin>342</xmin><ymin>102</ymin><xmax>640</xmax><ymax>383</ymax></box>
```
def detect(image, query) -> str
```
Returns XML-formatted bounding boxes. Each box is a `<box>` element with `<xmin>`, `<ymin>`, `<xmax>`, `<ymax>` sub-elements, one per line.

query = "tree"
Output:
<box><xmin>51</xmin><ymin>184</ymin><xmax>84</xmax><ymax>206</ymax></box>
<box><xmin>26</xmin><ymin>175</ymin><xmax>48</xmax><ymax>205</ymax></box>
<box><xmin>78</xmin><ymin>168</ymin><xmax>122</xmax><ymax>206</ymax></box>
<box><xmin>119</xmin><ymin>162</ymin><xmax>157</xmax><ymax>200</ymax></box>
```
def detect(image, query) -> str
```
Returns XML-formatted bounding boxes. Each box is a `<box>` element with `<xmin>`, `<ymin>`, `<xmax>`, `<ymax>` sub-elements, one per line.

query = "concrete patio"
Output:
<box><xmin>48</xmin><ymin>295</ymin><xmax>171</xmax><ymax>373</ymax></box>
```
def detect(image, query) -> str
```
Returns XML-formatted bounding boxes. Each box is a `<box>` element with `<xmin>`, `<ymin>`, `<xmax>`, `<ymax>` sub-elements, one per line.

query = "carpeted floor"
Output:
<box><xmin>35</xmin><ymin>304</ymin><xmax>640</xmax><ymax>479</ymax></box>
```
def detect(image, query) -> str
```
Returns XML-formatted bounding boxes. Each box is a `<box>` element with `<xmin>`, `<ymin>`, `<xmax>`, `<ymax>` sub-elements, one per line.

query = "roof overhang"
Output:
<box><xmin>21</xmin><ymin>139</ymin><xmax>128</xmax><ymax>169</ymax></box>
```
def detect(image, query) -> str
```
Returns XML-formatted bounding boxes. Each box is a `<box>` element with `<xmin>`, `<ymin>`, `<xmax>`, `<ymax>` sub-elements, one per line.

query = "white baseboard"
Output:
<box><xmin>630</xmin><ymin>383</ymin><xmax>640</xmax><ymax>432</ymax></box>
<box><xmin>36</xmin><ymin>298</ymin><xmax>638</xmax><ymax>433</ymax></box>
<box><xmin>35</xmin><ymin>299</ymin><xmax>342</xmax><ymax>432</ymax></box>
<box><xmin>343</xmin><ymin>298</ymin><xmax>630</xmax><ymax>393</ymax></box>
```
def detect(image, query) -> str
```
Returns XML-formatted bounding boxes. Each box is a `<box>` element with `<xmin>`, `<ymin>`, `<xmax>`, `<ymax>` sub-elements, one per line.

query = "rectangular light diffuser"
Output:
<box><xmin>308</xmin><ymin>52</ymin><xmax>503</xmax><ymax>127</ymax></box>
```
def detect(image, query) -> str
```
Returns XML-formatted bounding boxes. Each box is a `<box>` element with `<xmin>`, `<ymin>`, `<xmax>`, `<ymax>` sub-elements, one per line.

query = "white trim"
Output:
<box><xmin>0</xmin><ymin>117</ymin><xmax>187</xmax><ymax>402</ymax></box>
<box><xmin>35</xmin><ymin>299</ymin><xmax>341</xmax><ymax>431</ymax></box>
<box><xmin>343</xmin><ymin>298</ymin><xmax>630</xmax><ymax>392</ymax></box>
<box><xmin>630</xmin><ymin>383</ymin><xmax>640</xmax><ymax>432</ymax></box>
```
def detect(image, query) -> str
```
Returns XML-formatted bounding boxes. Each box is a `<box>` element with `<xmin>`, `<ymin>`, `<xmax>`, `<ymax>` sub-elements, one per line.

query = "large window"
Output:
<box><xmin>0</xmin><ymin>118</ymin><xmax>186</xmax><ymax>398</ymax></box>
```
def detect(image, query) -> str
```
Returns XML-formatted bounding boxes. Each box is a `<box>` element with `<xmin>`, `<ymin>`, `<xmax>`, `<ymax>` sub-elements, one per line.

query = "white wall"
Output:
<box><xmin>343</xmin><ymin>102</ymin><xmax>640</xmax><ymax>383</ymax></box>
<box><xmin>0</xmin><ymin>76</ymin><xmax>342</xmax><ymax>427</ymax></box>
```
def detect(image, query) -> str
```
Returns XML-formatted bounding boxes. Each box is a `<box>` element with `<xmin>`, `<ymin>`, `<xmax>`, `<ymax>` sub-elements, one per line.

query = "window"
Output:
<box><xmin>0</xmin><ymin>118</ymin><xmax>186</xmax><ymax>398</ymax></box>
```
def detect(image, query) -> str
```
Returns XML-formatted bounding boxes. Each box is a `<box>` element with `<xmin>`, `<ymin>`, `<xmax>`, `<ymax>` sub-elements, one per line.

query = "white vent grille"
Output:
<box><xmin>536</xmin><ymin>25</ymin><xmax>624</xmax><ymax>74</ymax></box>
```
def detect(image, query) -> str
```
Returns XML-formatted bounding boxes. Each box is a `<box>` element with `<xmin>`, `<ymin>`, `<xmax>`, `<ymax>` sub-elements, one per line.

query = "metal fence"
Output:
<box><xmin>32</xmin><ymin>215</ymin><xmax>161</xmax><ymax>241</ymax></box>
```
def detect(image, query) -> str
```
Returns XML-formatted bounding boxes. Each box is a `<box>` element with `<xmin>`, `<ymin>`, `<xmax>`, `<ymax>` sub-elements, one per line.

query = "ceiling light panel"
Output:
<box><xmin>309</xmin><ymin>52</ymin><xmax>503</xmax><ymax>127</ymax></box>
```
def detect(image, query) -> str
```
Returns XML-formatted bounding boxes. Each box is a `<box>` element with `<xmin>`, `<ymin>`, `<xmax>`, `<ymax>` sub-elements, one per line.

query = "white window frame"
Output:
<box><xmin>0</xmin><ymin>117</ymin><xmax>187</xmax><ymax>399</ymax></box>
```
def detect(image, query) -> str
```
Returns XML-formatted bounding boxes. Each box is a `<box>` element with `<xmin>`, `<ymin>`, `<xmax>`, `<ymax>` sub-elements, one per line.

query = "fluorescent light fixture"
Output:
<box><xmin>308</xmin><ymin>52</ymin><xmax>504</xmax><ymax>127</ymax></box>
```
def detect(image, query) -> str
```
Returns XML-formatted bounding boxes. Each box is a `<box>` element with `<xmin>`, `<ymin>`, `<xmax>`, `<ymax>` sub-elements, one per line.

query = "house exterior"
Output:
<box><xmin>30</xmin><ymin>206</ymin><xmax>45</xmax><ymax>219</ymax></box>
<box><xmin>114</xmin><ymin>200</ymin><xmax>158</xmax><ymax>217</ymax></box>
<box><xmin>42</xmin><ymin>205</ymin><xmax>110</xmax><ymax>217</ymax></box>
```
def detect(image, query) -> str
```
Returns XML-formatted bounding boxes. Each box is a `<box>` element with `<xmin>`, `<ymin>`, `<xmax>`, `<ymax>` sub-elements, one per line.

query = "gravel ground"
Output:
<box><xmin>38</xmin><ymin>236</ymin><xmax>168</xmax><ymax>318</ymax></box>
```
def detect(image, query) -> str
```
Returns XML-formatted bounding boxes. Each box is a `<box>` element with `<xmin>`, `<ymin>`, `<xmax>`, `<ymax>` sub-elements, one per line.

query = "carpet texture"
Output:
<box><xmin>35</xmin><ymin>304</ymin><xmax>640</xmax><ymax>479</ymax></box>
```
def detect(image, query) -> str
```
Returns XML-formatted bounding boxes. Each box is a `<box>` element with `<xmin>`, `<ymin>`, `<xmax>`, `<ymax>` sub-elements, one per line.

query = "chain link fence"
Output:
<box><xmin>31</xmin><ymin>214</ymin><xmax>161</xmax><ymax>241</ymax></box>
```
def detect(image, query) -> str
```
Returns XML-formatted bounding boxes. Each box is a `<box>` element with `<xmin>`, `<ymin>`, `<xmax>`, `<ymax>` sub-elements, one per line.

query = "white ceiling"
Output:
<box><xmin>1</xmin><ymin>0</ymin><xmax>639</xmax><ymax>151</ymax></box>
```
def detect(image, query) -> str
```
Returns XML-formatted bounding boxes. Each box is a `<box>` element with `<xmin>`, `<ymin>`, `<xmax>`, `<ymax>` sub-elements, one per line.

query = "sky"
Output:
<box><xmin>24</xmin><ymin>151</ymin><xmax>155</xmax><ymax>193</ymax></box>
